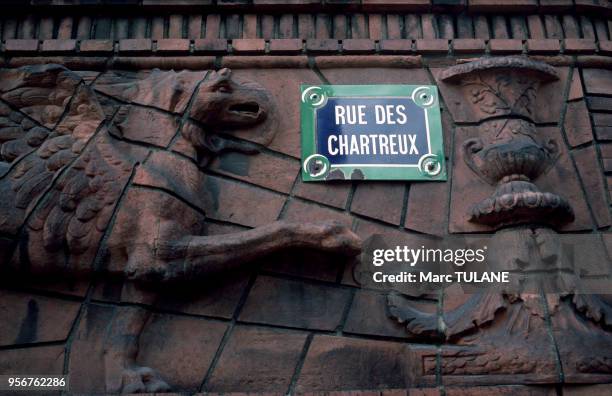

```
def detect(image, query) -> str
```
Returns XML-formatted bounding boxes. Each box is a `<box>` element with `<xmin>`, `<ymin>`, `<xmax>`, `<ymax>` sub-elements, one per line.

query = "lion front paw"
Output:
<box><xmin>121</xmin><ymin>366</ymin><xmax>170</xmax><ymax>394</ymax></box>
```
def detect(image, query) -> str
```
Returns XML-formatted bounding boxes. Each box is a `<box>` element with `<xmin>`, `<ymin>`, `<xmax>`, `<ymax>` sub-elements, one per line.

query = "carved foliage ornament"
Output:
<box><xmin>442</xmin><ymin>57</ymin><xmax>574</xmax><ymax>229</ymax></box>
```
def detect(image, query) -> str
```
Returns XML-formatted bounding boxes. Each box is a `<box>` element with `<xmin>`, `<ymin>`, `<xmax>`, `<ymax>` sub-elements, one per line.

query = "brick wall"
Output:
<box><xmin>0</xmin><ymin>1</ymin><xmax>612</xmax><ymax>395</ymax></box>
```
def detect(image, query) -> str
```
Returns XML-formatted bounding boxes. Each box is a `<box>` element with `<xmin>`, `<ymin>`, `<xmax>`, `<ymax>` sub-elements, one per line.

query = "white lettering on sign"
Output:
<box><xmin>374</xmin><ymin>105</ymin><xmax>408</xmax><ymax>125</ymax></box>
<box><xmin>334</xmin><ymin>105</ymin><xmax>367</xmax><ymax>125</ymax></box>
<box><xmin>327</xmin><ymin>134</ymin><xmax>419</xmax><ymax>156</ymax></box>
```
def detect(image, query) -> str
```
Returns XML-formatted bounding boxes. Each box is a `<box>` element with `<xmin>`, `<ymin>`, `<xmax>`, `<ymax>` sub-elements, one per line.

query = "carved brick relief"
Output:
<box><xmin>0</xmin><ymin>64</ymin><xmax>361</xmax><ymax>393</ymax></box>
<box><xmin>388</xmin><ymin>57</ymin><xmax>612</xmax><ymax>386</ymax></box>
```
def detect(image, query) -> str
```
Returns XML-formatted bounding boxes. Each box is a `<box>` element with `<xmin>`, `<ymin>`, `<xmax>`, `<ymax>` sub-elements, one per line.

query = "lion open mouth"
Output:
<box><xmin>229</xmin><ymin>102</ymin><xmax>260</xmax><ymax>118</ymax></box>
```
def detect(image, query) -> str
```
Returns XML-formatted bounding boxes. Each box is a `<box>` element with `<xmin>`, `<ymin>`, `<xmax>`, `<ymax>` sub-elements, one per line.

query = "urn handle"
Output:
<box><xmin>462</xmin><ymin>137</ymin><xmax>485</xmax><ymax>181</ymax></box>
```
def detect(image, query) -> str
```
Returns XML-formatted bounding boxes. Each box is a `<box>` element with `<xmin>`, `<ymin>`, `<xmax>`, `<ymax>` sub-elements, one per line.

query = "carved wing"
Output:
<box><xmin>0</xmin><ymin>65</ymin><xmax>106</xmax><ymax>237</ymax></box>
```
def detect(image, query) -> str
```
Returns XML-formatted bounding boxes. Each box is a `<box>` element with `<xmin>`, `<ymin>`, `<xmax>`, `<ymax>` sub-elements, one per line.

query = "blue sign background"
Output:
<box><xmin>315</xmin><ymin>97</ymin><xmax>429</xmax><ymax>166</ymax></box>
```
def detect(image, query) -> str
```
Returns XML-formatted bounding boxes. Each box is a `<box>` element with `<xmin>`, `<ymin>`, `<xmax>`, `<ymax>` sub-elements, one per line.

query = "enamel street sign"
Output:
<box><xmin>300</xmin><ymin>85</ymin><xmax>446</xmax><ymax>181</ymax></box>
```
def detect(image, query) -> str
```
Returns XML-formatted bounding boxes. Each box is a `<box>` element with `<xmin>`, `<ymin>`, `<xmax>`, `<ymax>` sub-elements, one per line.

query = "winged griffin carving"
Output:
<box><xmin>0</xmin><ymin>64</ymin><xmax>361</xmax><ymax>392</ymax></box>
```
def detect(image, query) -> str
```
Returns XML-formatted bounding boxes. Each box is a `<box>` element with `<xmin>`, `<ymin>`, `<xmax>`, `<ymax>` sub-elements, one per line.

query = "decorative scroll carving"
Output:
<box><xmin>0</xmin><ymin>65</ymin><xmax>361</xmax><ymax>393</ymax></box>
<box><xmin>388</xmin><ymin>57</ymin><xmax>612</xmax><ymax>384</ymax></box>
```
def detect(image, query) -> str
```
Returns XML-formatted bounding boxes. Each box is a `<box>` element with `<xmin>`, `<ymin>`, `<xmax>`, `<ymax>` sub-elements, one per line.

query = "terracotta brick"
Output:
<box><xmin>342</xmin><ymin>39</ymin><xmax>376</xmax><ymax>54</ymax></box>
<box><xmin>415</xmin><ymin>39</ymin><xmax>449</xmax><ymax>53</ymax></box>
<box><xmin>298</xmin><ymin>14</ymin><xmax>315</xmax><ymax>39</ymax></box>
<box><xmin>386</xmin><ymin>14</ymin><xmax>403</xmax><ymax>39</ymax></box>
<box><xmin>4</xmin><ymin>39</ymin><xmax>38</xmax><ymax>53</ymax></box>
<box><xmin>203</xmin><ymin>175</ymin><xmax>286</xmax><ymax>227</ymax></box>
<box><xmin>351</xmin><ymin>182</ymin><xmax>405</xmax><ymax>225</ymax></box>
<box><xmin>243</xmin><ymin>14</ymin><xmax>257</xmax><ymax>38</ymax></box>
<box><xmin>489</xmin><ymin>38</ymin><xmax>524</xmax><ymax>54</ymax></box>
<box><xmin>75</xmin><ymin>16</ymin><xmax>91</xmax><ymax>39</ymax></box>
<box><xmin>225</xmin><ymin>14</ymin><xmax>242</xmax><ymax>39</ymax></box>
<box><xmin>66</xmin><ymin>304</ymin><xmax>113</xmax><ymax>392</ymax></box>
<box><xmin>564</xmin><ymin>100</ymin><xmax>593</xmax><ymax>147</ymax></box>
<box><xmin>564</xmin><ymin>384</ymin><xmax>612</xmax><ymax>395</ymax></box>
<box><xmin>544</xmin><ymin>15</ymin><xmax>563</xmax><ymax>39</ymax></box>
<box><xmin>526</xmin><ymin>39</ymin><xmax>560</xmax><ymax>54</ymax></box>
<box><xmin>194</xmin><ymin>38</ymin><xmax>228</xmax><ymax>53</ymax></box>
<box><xmin>351</xmin><ymin>13</ymin><xmax>368</xmax><ymax>39</ymax></box>
<box><xmin>321</xmin><ymin>67</ymin><xmax>430</xmax><ymax>85</ymax></box>
<box><xmin>279</xmin><ymin>14</ymin><xmax>294</xmax><ymax>38</ymax></box>
<box><xmin>138</xmin><ymin>314</ymin><xmax>228</xmax><ymax>391</ymax></box>
<box><xmin>510</xmin><ymin>16</ymin><xmax>528</xmax><ymax>39</ymax></box>
<box><xmin>20</xmin><ymin>15</ymin><xmax>37</xmax><ymax>39</ymax></box>
<box><xmin>344</xmin><ymin>289</ymin><xmax>425</xmax><ymax>339</ymax></box>
<box><xmin>239</xmin><ymin>276</ymin><xmax>351</xmax><ymax>330</ymax></box>
<box><xmin>564</xmin><ymin>38</ymin><xmax>597</xmax><ymax>54</ymax></box>
<box><xmin>283</xmin><ymin>198</ymin><xmax>352</xmax><ymax>227</ymax></box>
<box><xmin>40</xmin><ymin>39</ymin><xmax>76</xmax><ymax>52</ymax></box>
<box><xmin>599</xmin><ymin>40</ymin><xmax>612</xmax><ymax>56</ymax></box>
<box><xmin>293</xmin><ymin>179</ymin><xmax>351</xmax><ymax>209</ymax></box>
<box><xmin>205</xmin><ymin>14</ymin><xmax>221</xmax><ymax>39</ymax></box>
<box><xmin>587</xmin><ymin>97</ymin><xmax>612</xmax><ymax>112</ymax></box>
<box><xmin>333</xmin><ymin>14</ymin><xmax>348</xmax><ymax>39</ymax></box>
<box><xmin>568</xmin><ymin>71</ymin><xmax>584</xmax><ymax>102</ymax></box>
<box><xmin>380</xmin><ymin>39</ymin><xmax>414</xmax><ymax>54</ymax></box>
<box><xmin>473</xmin><ymin>15</ymin><xmax>490</xmax><ymax>38</ymax></box>
<box><xmin>232</xmin><ymin>38</ymin><xmax>266</xmax><ymax>54</ymax></box>
<box><xmin>188</xmin><ymin>14</ymin><xmax>203</xmax><ymax>39</ymax></box>
<box><xmin>582</xmin><ymin>69</ymin><xmax>612</xmax><ymax>96</ymax></box>
<box><xmin>156</xmin><ymin>38</ymin><xmax>191</xmax><ymax>53</ymax></box>
<box><xmin>600</xmin><ymin>144</ymin><xmax>612</xmax><ymax>159</ymax></box>
<box><xmin>539</xmin><ymin>0</ymin><xmax>573</xmax><ymax>11</ymax></box>
<box><xmin>594</xmin><ymin>113</ymin><xmax>612</xmax><ymax>128</ymax></box>
<box><xmin>261</xmin><ymin>245</ymin><xmax>342</xmax><ymax>282</ymax></box>
<box><xmin>38</xmin><ymin>16</ymin><xmax>54</xmax><ymax>39</ymax></box>
<box><xmin>573</xmin><ymin>145</ymin><xmax>611</xmax><ymax>228</ymax></box>
<box><xmin>491</xmin><ymin>15</ymin><xmax>509</xmax><ymax>39</ymax></box>
<box><xmin>595</xmin><ymin>127</ymin><xmax>612</xmax><ymax>140</ymax></box>
<box><xmin>368</xmin><ymin>13</ymin><xmax>383</xmax><ymax>40</ymax></box>
<box><xmin>269</xmin><ymin>39</ymin><xmax>303</xmax><ymax>54</ymax></box>
<box><xmin>306</xmin><ymin>39</ymin><xmax>340</xmax><ymax>53</ymax></box>
<box><xmin>80</xmin><ymin>39</ymin><xmax>114</xmax><ymax>53</ymax></box>
<box><xmin>296</xmin><ymin>335</ymin><xmax>409</xmax><ymax>392</ymax></box>
<box><xmin>456</xmin><ymin>15</ymin><xmax>474</xmax><ymax>38</ymax></box>
<box><xmin>453</xmin><ymin>38</ymin><xmax>486</xmax><ymax>53</ymax></box>
<box><xmin>208</xmin><ymin>150</ymin><xmax>300</xmax><ymax>194</ymax></box>
<box><xmin>0</xmin><ymin>345</ymin><xmax>65</xmax><ymax>375</ymax></box>
<box><xmin>261</xmin><ymin>15</ymin><xmax>275</xmax><ymax>39</ymax></box>
<box><xmin>446</xmin><ymin>386</ymin><xmax>555</xmax><ymax>395</ymax></box>
<box><xmin>0</xmin><ymin>290</ymin><xmax>81</xmax><ymax>346</ymax></box>
<box><xmin>362</xmin><ymin>0</ymin><xmax>430</xmax><ymax>11</ymax></box>
<box><xmin>57</xmin><ymin>16</ymin><xmax>73</xmax><ymax>39</ymax></box>
<box><xmin>421</xmin><ymin>14</ymin><xmax>436</xmax><ymax>39</ymax></box>
<box><xmin>562</xmin><ymin>15</ymin><xmax>581</xmax><ymax>39</ymax></box>
<box><xmin>405</xmin><ymin>181</ymin><xmax>449</xmax><ymax>236</ymax></box>
<box><xmin>206</xmin><ymin>326</ymin><xmax>307</xmax><ymax>393</ymax></box>
<box><xmin>438</xmin><ymin>14</ymin><xmax>455</xmax><ymax>39</ymax></box>
<box><xmin>119</xmin><ymin>38</ymin><xmax>152</xmax><ymax>54</ymax></box>
<box><xmin>314</xmin><ymin>14</ymin><xmax>331</xmax><ymax>39</ymax></box>
<box><xmin>468</xmin><ymin>0</ymin><xmax>537</xmax><ymax>12</ymax></box>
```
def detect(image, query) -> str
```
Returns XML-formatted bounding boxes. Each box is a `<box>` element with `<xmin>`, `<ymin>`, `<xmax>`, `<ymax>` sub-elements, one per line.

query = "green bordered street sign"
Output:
<box><xmin>300</xmin><ymin>84</ymin><xmax>446</xmax><ymax>181</ymax></box>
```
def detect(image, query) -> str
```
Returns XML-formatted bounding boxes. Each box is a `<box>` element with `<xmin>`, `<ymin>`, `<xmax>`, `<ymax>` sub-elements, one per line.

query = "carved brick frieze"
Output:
<box><xmin>388</xmin><ymin>57</ymin><xmax>612</xmax><ymax>385</ymax></box>
<box><xmin>0</xmin><ymin>64</ymin><xmax>361</xmax><ymax>393</ymax></box>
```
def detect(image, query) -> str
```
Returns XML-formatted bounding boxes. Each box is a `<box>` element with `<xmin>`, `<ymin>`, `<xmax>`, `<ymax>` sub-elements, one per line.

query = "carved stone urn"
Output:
<box><xmin>440</xmin><ymin>57</ymin><xmax>574</xmax><ymax>228</ymax></box>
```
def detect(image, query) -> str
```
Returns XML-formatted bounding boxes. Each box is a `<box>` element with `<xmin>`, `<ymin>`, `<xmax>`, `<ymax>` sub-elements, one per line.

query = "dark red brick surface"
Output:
<box><xmin>1</xmin><ymin>3</ymin><xmax>612</xmax><ymax>395</ymax></box>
